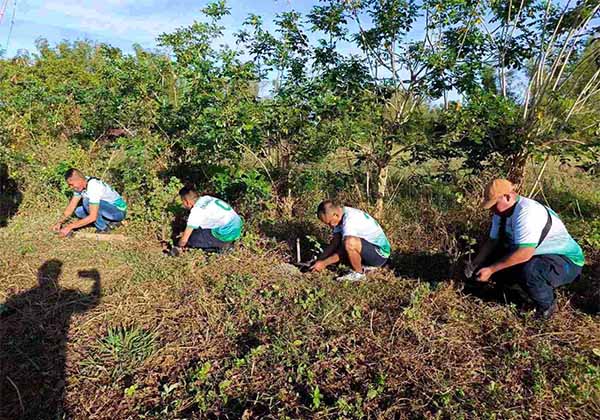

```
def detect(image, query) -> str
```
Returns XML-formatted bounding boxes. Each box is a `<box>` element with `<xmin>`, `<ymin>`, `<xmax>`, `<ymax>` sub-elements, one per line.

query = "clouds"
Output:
<box><xmin>40</xmin><ymin>0</ymin><xmax>192</xmax><ymax>39</ymax></box>
<box><xmin>1</xmin><ymin>0</ymin><xmax>312</xmax><ymax>56</ymax></box>
<box><xmin>0</xmin><ymin>0</ymin><xmax>206</xmax><ymax>55</ymax></box>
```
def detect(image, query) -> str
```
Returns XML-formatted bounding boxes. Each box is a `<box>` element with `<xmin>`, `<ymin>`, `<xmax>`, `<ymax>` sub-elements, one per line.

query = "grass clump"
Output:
<box><xmin>86</xmin><ymin>325</ymin><xmax>157</xmax><ymax>380</ymax></box>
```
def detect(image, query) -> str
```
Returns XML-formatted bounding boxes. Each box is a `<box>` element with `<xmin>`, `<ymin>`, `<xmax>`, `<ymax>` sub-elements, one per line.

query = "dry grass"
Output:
<box><xmin>1</xmin><ymin>166</ymin><xmax>599</xmax><ymax>419</ymax></box>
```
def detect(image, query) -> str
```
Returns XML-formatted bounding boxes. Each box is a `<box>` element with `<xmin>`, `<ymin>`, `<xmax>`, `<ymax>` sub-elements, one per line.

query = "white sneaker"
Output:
<box><xmin>337</xmin><ymin>271</ymin><xmax>366</xmax><ymax>282</ymax></box>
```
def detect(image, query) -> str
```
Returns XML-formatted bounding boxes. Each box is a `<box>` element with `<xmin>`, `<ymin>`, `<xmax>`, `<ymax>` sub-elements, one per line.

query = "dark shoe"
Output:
<box><xmin>206</xmin><ymin>244</ymin><xmax>234</xmax><ymax>254</ymax></box>
<box><xmin>95</xmin><ymin>227</ymin><xmax>110</xmax><ymax>234</ymax></box>
<box><xmin>168</xmin><ymin>246</ymin><xmax>183</xmax><ymax>257</ymax></box>
<box><xmin>217</xmin><ymin>245</ymin><xmax>234</xmax><ymax>255</ymax></box>
<box><xmin>535</xmin><ymin>302</ymin><xmax>558</xmax><ymax>320</ymax></box>
<box><xmin>107</xmin><ymin>221</ymin><xmax>122</xmax><ymax>230</ymax></box>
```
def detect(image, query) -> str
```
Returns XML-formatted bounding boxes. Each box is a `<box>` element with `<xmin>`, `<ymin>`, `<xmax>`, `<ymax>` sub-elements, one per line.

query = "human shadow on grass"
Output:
<box><xmin>0</xmin><ymin>260</ymin><xmax>101</xmax><ymax>420</ymax></box>
<box><xmin>0</xmin><ymin>163</ymin><xmax>22</xmax><ymax>228</ymax></box>
<box><xmin>166</xmin><ymin>205</ymin><xmax>188</xmax><ymax>245</ymax></box>
<box><xmin>389</xmin><ymin>249</ymin><xmax>538</xmax><ymax>311</ymax></box>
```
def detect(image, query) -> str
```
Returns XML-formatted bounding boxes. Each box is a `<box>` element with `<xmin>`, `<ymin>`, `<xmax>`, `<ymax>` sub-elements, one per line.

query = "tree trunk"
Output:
<box><xmin>374</xmin><ymin>164</ymin><xmax>389</xmax><ymax>219</ymax></box>
<box><xmin>275</xmin><ymin>140</ymin><xmax>291</xmax><ymax>198</ymax></box>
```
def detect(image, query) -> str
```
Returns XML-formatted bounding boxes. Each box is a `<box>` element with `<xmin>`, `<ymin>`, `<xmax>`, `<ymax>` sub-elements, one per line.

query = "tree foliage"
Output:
<box><xmin>0</xmin><ymin>0</ymin><xmax>598</xmax><ymax>227</ymax></box>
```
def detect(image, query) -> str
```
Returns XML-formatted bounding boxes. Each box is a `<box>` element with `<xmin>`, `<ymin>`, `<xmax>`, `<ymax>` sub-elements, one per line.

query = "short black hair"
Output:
<box><xmin>179</xmin><ymin>185</ymin><xmax>199</xmax><ymax>199</ymax></box>
<box><xmin>64</xmin><ymin>168</ymin><xmax>84</xmax><ymax>180</ymax></box>
<box><xmin>316</xmin><ymin>200</ymin><xmax>341</xmax><ymax>217</ymax></box>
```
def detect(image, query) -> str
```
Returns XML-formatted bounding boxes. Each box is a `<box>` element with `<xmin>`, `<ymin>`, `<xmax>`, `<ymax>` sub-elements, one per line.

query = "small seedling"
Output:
<box><xmin>311</xmin><ymin>385</ymin><xmax>322</xmax><ymax>409</ymax></box>
<box><xmin>124</xmin><ymin>384</ymin><xmax>138</xmax><ymax>398</ymax></box>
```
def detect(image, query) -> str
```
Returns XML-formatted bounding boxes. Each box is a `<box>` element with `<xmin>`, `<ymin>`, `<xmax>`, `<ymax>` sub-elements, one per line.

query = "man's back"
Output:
<box><xmin>490</xmin><ymin>196</ymin><xmax>584</xmax><ymax>266</ymax></box>
<box><xmin>74</xmin><ymin>177</ymin><xmax>127</xmax><ymax>211</ymax></box>
<box><xmin>187</xmin><ymin>195</ymin><xmax>243</xmax><ymax>242</ymax></box>
<box><xmin>333</xmin><ymin>206</ymin><xmax>391</xmax><ymax>258</ymax></box>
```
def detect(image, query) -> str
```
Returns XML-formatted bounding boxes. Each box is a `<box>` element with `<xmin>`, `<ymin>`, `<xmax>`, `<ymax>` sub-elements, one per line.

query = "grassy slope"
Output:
<box><xmin>1</xmin><ymin>173</ymin><xmax>600</xmax><ymax>419</ymax></box>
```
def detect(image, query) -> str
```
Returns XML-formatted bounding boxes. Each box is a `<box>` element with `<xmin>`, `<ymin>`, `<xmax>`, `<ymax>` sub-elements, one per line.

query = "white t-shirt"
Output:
<box><xmin>489</xmin><ymin>196</ymin><xmax>584</xmax><ymax>266</ymax></box>
<box><xmin>187</xmin><ymin>195</ymin><xmax>243</xmax><ymax>242</ymax></box>
<box><xmin>333</xmin><ymin>206</ymin><xmax>391</xmax><ymax>258</ymax></box>
<box><xmin>74</xmin><ymin>177</ymin><xmax>127</xmax><ymax>211</ymax></box>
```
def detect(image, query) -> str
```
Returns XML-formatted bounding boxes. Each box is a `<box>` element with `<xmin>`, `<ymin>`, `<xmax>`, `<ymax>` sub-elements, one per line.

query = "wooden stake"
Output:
<box><xmin>73</xmin><ymin>232</ymin><xmax>127</xmax><ymax>241</ymax></box>
<box><xmin>366</xmin><ymin>170</ymin><xmax>370</xmax><ymax>202</ymax></box>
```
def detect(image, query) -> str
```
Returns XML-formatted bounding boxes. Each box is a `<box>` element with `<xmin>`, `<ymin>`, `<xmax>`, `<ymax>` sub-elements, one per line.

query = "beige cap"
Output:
<box><xmin>481</xmin><ymin>179</ymin><xmax>513</xmax><ymax>209</ymax></box>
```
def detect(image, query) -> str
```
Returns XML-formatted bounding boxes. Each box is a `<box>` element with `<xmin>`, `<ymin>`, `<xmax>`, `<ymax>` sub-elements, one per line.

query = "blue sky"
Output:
<box><xmin>0</xmin><ymin>0</ymin><xmax>318</xmax><ymax>56</ymax></box>
<box><xmin>1</xmin><ymin>0</ymin><xmax>594</xmax><ymax>100</ymax></box>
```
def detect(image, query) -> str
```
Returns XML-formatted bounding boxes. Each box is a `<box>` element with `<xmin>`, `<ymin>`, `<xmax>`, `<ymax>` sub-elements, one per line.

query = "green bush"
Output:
<box><xmin>211</xmin><ymin>167</ymin><xmax>271</xmax><ymax>210</ymax></box>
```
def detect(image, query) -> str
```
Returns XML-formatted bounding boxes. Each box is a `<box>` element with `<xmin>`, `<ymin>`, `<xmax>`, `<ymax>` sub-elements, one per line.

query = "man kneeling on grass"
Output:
<box><xmin>51</xmin><ymin>168</ymin><xmax>126</xmax><ymax>237</ymax></box>
<box><xmin>466</xmin><ymin>179</ymin><xmax>584</xmax><ymax>320</ymax></box>
<box><xmin>310</xmin><ymin>200</ymin><xmax>391</xmax><ymax>281</ymax></box>
<box><xmin>173</xmin><ymin>186</ymin><xmax>243</xmax><ymax>254</ymax></box>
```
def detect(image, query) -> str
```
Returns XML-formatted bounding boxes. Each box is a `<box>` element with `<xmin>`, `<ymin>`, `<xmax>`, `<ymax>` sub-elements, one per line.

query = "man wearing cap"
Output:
<box><xmin>466</xmin><ymin>179</ymin><xmax>584</xmax><ymax>319</ymax></box>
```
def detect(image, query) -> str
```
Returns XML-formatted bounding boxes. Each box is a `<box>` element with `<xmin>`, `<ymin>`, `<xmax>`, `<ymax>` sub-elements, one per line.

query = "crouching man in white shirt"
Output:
<box><xmin>51</xmin><ymin>168</ymin><xmax>127</xmax><ymax>236</ymax></box>
<box><xmin>174</xmin><ymin>186</ymin><xmax>243</xmax><ymax>254</ymax></box>
<box><xmin>468</xmin><ymin>179</ymin><xmax>584</xmax><ymax>320</ymax></box>
<box><xmin>311</xmin><ymin>200</ymin><xmax>391</xmax><ymax>281</ymax></box>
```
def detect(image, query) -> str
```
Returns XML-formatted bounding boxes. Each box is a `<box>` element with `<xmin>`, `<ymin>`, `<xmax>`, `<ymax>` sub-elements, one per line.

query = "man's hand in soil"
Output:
<box><xmin>310</xmin><ymin>260</ymin><xmax>327</xmax><ymax>272</ymax></box>
<box><xmin>58</xmin><ymin>226</ymin><xmax>73</xmax><ymax>238</ymax></box>
<box><xmin>476</xmin><ymin>267</ymin><xmax>494</xmax><ymax>282</ymax></box>
<box><xmin>51</xmin><ymin>222</ymin><xmax>62</xmax><ymax>232</ymax></box>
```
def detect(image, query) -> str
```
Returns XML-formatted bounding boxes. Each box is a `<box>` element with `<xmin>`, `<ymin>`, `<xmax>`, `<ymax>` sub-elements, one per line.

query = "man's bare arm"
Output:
<box><xmin>64</xmin><ymin>204</ymin><xmax>99</xmax><ymax>231</ymax></box>
<box><xmin>472</xmin><ymin>238</ymin><xmax>499</xmax><ymax>268</ymax></box>
<box><xmin>318</xmin><ymin>233</ymin><xmax>342</xmax><ymax>260</ymax></box>
<box><xmin>489</xmin><ymin>247</ymin><xmax>536</xmax><ymax>273</ymax></box>
<box><xmin>178</xmin><ymin>227</ymin><xmax>194</xmax><ymax>248</ymax></box>
<box><xmin>310</xmin><ymin>233</ymin><xmax>343</xmax><ymax>272</ymax></box>
<box><xmin>477</xmin><ymin>247</ymin><xmax>536</xmax><ymax>282</ymax></box>
<box><xmin>52</xmin><ymin>196</ymin><xmax>81</xmax><ymax>231</ymax></box>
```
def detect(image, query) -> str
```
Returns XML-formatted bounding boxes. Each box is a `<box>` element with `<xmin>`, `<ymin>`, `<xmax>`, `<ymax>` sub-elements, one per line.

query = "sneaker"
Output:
<box><xmin>337</xmin><ymin>271</ymin><xmax>366</xmax><ymax>282</ymax></box>
<box><xmin>95</xmin><ymin>227</ymin><xmax>110</xmax><ymax>234</ymax></box>
<box><xmin>535</xmin><ymin>302</ymin><xmax>558</xmax><ymax>320</ymax></box>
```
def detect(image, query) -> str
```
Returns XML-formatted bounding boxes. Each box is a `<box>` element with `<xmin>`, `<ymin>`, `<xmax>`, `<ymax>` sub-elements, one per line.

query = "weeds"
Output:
<box><xmin>84</xmin><ymin>325</ymin><xmax>156</xmax><ymax>380</ymax></box>
<box><xmin>0</xmin><ymin>162</ymin><xmax>599</xmax><ymax>418</ymax></box>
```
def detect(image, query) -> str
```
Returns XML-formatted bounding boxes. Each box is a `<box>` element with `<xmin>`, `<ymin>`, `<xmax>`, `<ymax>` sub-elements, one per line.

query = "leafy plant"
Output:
<box><xmin>211</xmin><ymin>167</ymin><xmax>271</xmax><ymax>207</ymax></box>
<box><xmin>90</xmin><ymin>325</ymin><xmax>156</xmax><ymax>380</ymax></box>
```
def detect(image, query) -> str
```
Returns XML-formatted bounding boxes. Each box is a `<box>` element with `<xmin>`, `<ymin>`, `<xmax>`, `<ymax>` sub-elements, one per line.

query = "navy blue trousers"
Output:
<box><xmin>187</xmin><ymin>228</ymin><xmax>232</xmax><ymax>251</ymax></box>
<box><xmin>493</xmin><ymin>254</ymin><xmax>581</xmax><ymax>311</ymax></box>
